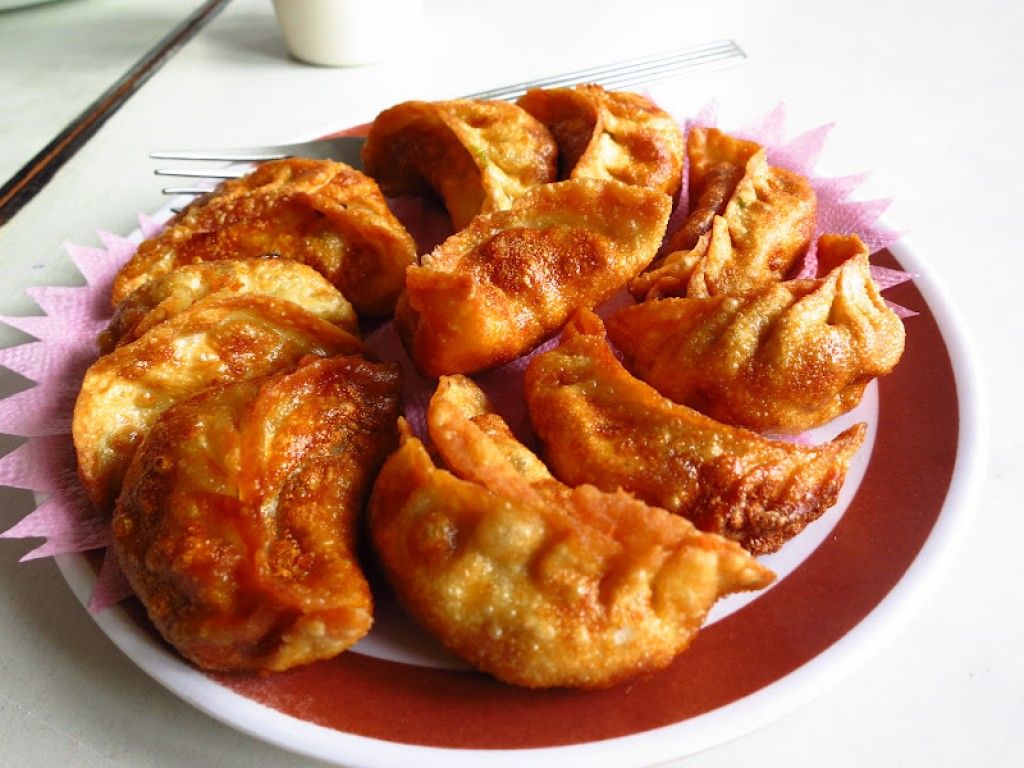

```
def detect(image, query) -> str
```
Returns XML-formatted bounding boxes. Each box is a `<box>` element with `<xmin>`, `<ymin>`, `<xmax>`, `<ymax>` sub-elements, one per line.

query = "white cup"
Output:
<box><xmin>272</xmin><ymin>0</ymin><xmax>425</xmax><ymax>67</ymax></box>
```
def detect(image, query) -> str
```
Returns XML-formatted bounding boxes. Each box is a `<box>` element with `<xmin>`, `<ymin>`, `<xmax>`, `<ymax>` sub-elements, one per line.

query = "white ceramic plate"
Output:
<box><xmin>53</xmin><ymin>233</ymin><xmax>985</xmax><ymax>766</ymax></box>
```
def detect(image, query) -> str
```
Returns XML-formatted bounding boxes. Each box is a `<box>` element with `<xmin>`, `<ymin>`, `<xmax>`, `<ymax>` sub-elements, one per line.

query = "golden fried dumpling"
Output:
<box><xmin>114</xmin><ymin>355</ymin><xmax>401</xmax><ymax>671</ymax></box>
<box><xmin>100</xmin><ymin>258</ymin><xmax>358</xmax><ymax>353</ymax></box>
<box><xmin>517</xmin><ymin>85</ymin><xmax>684</xmax><ymax>196</ymax></box>
<box><xmin>610</xmin><ymin>234</ymin><xmax>905</xmax><ymax>433</ymax></box>
<box><xmin>395</xmin><ymin>178</ymin><xmax>671</xmax><ymax>377</ymax></box>
<box><xmin>633</xmin><ymin>128</ymin><xmax>816</xmax><ymax>300</ymax></box>
<box><xmin>662</xmin><ymin>128</ymin><xmax>759</xmax><ymax>255</ymax></box>
<box><xmin>111</xmin><ymin>158</ymin><xmax>416</xmax><ymax>316</ymax></box>
<box><xmin>361</xmin><ymin>99</ymin><xmax>557</xmax><ymax>230</ymax></box>
<box><xmin>73</xmin><ymin>294</ymin><xmax>365</xmax><ymax>510</ymax></box>
<box><xmin>369</xmin><ymin>376</ymin><xmax>773</xmax><ymax>689</ymax></box>
<box><xmin>687</xmin><ymin>126</ymin><xmax>762</xmax><ymax>199</ymax></box>
<box><xmin>524</xmin><ymin>312</ymin><xmax>866</xmax><ymax>555</ymax></box>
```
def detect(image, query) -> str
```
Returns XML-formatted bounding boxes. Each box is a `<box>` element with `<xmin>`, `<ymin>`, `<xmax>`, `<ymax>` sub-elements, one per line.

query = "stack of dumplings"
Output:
<box><xmin>611</xmin><ymin>234</ymin><xmax>905</xmax><ymax>434</ymax></box>
<box><xmin>72</xmin><ymin>85</ymin><xmax>905</xmax><ymax>687</ymax></box>
<box><xmin>370</xmin><ymin>376</ymin><xmax>773</xmax><ymax>688</ymax></box>
<box><xmin>526</xmin><ymin>312</ymin><xmax>867</xmax><ymax>555</ymax></box>
<box><xmin>76</xmin><ymin>159</ymin><xmax>408</xmax><ymax>671</ymax></box>
<box><xmin>112</xmin><ymin>158</ymin><xmax>417</xmax><ymax>315</ymax></box>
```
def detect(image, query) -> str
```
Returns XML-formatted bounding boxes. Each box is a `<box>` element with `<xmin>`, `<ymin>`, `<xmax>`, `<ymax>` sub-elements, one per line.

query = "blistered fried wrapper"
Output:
<box><xmin>0</xmin><ymin>102</ymin><xmax>913</xmax><ymax>610</ymax></box>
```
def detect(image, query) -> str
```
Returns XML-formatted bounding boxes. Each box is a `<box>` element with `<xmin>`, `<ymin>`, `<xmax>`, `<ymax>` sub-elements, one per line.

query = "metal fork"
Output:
<box><xmin>154</xmin><ymin>39</ymin><xmax>745</xmax><ymax>197</ymax></box>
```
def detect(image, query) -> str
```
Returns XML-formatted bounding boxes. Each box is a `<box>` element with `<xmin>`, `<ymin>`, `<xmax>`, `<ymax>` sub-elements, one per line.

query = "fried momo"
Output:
<box><xmin>525</xmin><ymin>312</ymin><xmax>866</xmax><ymax>554</ymax></box>
<box><xmin>689</xmin><ymin>127</ymin><xmax>760</xmax><ymax>187</ymax></box>
<box><xmin>517</xmin><ymin>85</ymin><xmax>684</xmax><ymax>196</ymax></box>
<box><xmin>100</xmin><ymin>258</ymin><xmax>358</xmax><ymax>353</ymax></box>
<box><xmin>114</xmin><ymin>355</ymin><xmax>401</xmax><ymax>672</ymax></box>
<box><xmin>610</xmin><ymin>235</ymin><xmax>905</xmax><ymax>433</ymax></box>
<box><xmin>633</xmin><ymin>128</ymin><xmax>816</xmax><ymax>300</ymax></box>
<box><xmin>362</xmin><ymin>99</ymin><xmax>557</xmax><ymax>230</ymax></box>
<box><xmin>395</xmin><ymin>178</ymin><xmax>671</xmax><ymax>377</ymax></box>
<box><xmin>111</xmin><ymin>158</ymin><xmax>416</xmax><ymax>315</ymax></box>
<box><xmin>369</xmin><ymin>376</ymin><xmax>773</xmax><ymax>689</ymax></box>
<box><xmin>669</xmin><ymin>126</ymin><xmax>761</xmax><ymax>253</ymax></box>
<box><xmin>73</xmin><ymin>294</ymin><xmax>365</xmax><ymax>510</ymax></box>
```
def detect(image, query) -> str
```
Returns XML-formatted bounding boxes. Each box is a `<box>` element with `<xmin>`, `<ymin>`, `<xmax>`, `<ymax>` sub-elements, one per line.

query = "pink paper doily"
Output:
<box><xmin>0</xmin><ymin>105</ymin><xmax>915</xmax><ymax>611</ymax></box>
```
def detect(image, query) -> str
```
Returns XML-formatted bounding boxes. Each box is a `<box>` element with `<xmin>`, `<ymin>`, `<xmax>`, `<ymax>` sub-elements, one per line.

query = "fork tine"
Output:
<box><xmin>466</xmin><ymin>44</ymin><xmax>729</xmax><ymax>99</ymax></box>
<box><xmin>151</xmin><ymin>136</ymin><xmax>363</xmax><ymax>164</ymax></box>
<box><xmin>153</xmin><ymin>39</ymin><xmax>745</xmax><ymax>188</ymax></box>
<box><xmin>567</xmin><ymin>46</ymin><xmax>746</xmax><ymax>93</ymax></box>
<box><xmin>151</xmin><ymin>150</ymin><xmax>289</xmax><ymax>161</ymax></box>
<box><xmin>597</xmin><ymin>44</ymin><xmax>744</xmax><ymax>82</ymax></box>
<box><xmin>161</xmin><ymin>187</ymin><xmax>210</xmax><ymax>195</ymax></box>
<box><xmin>464</xmin><ymin>40</ymin><xmax>743</xmax><ymax>100</ymax></box>
<box><xmin>154</xmin><ymin>168</ymin><xmax>246</xmax><ymax>179</ymax></box>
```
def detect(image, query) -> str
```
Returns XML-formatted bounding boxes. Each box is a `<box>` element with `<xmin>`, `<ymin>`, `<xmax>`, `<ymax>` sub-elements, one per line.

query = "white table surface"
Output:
<box><xmin>0</xmin><ymin>0</ymin><xmax>208</xmax><ymax>185</ymax></box>
<box><xmin>1</xmin><ymin>0</ymin><xmax>1021</xmax><ymax>765</ymax></box>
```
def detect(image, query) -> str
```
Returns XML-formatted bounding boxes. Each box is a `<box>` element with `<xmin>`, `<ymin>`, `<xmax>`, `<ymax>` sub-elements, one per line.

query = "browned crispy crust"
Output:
<box><xmin>395</xmin><ymin>178</ymin><xmax>671</xmax><ymax>377</ymax></box>
<box><xmin>111</xmin><ymin>158</ymin><xmax>416</xmax><ymax>316</ymax></box>
<box><xmin>662</xmin><ymin>162</ymin><xmax>745</xmax><ymax>254</ymax></box>
<box><xmin>641</xmin><ymin>127</ymin><xmax>760</xmax><ymax>275</ymax></box>
<box><xmin>686</xmin><ymin>125</ymin><xmax>762</xmax><ymax>197</ymax></box>
<box><xmin>517</xmin><ymin>85</ymin><xmax>684</xmax><ymax>197</ymax></box>
<box><xmin>524</xmin><ymin>312</ymin><xmax>866</xmax><ymax>554</ymax></box>
<box><xmin>361</xmin><ymin>99</ymin><xmax>557</xmax><ymax>230</ymax></box>
<box><xmin>610</xmin><ymin>234</ymin><xmax>905</xmax><ymax>433</ymax></box>
<box><xmin>633</xmin><ymin>128</ymin><xmax>816</xmax><ymax>300</ymax></box>
<box><xmin>100</xmin><ymin>258</ymin><xmax>358</xmax><ymax>353</ymax></box>
<box><xmin>73</xmin><ymin>294</ymin><xmax>366</xmax><ymax>511</ymax></box>
<box><xmin>368</xmin><ymin>377</ymin><xmax>773</xmax><ymax>689</ymax></box>
<box><xmin>113</xmin><ymin>355</ymin><xmax>401</xmax><ymax>672</ymax></box>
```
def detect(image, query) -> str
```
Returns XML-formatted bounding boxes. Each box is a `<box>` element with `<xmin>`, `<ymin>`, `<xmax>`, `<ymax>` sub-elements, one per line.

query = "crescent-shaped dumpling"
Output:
<box><xmin>111</xmin><ymin>158</ymin><xmax>416</xmax><ymax>316</ymax></box>
<box><xmin>609</xmin><ymin>234</ymin><xmax>905</xmax><ymax>433</ymax></box>
<box><xmin>661</xmin><ymin>127</ymin><xmax>760</xmax><ymax>255</ymax></box>
<box><xmin>73</xmin><ymin>294</ymin><xmax>365</xmax><ymax>510</ymax></box>
<box><xmin>634</xmin><ymin>128</ymin><xmax>816</xmax><ymax>300</ymax></box>
<box><xmin>361</xmin><ymin>99</ymin><xmax>557</xmax><ymax>230</ymax></box>
<box><xmin>394</xmin><ymin>178</ymin><xmax>671</xmax><ymax>377</ymax></box>
<box><xmin>100</xmin><ymin>258</ymin><xmax>358</xmax><ymax>353</ymax></box>
<box><xmin>368</xmin><ymin>376</ymin><xmax>773</xmax><ymax>689</ymax></box>
<box><xmin>113</xmin><ymin>355</ymin><xmax>401</xmax><ymax>671</ymax></box>
<box><xmin>517</xmin><ymin>85</ymin><xmax>684</xmax><ymax>197</ymax></box>
<box><xmin>524</xmin><ymin>311</ymin><xmax>866</xmax><ymax>555</ymax></box>
<box><xmin>686</xmin><ymin>126</ymin><xmax>761</xmax><ymax>206</ymax></box>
